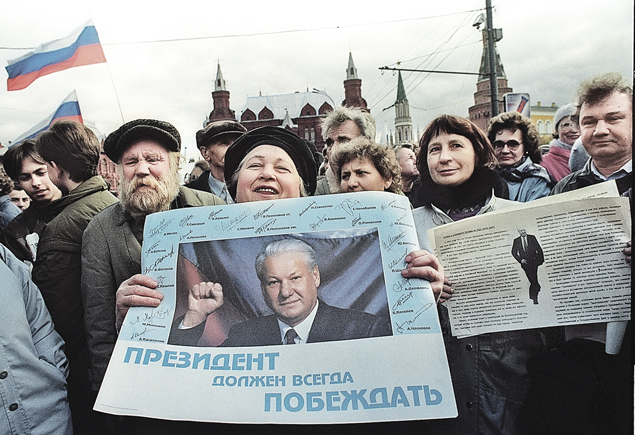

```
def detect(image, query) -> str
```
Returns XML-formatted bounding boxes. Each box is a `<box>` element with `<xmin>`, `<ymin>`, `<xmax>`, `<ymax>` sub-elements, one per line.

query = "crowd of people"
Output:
<box><xmin>0</xmin><ymin>72</ymin><xmax>630</xmax><ymax>435</ymax></box>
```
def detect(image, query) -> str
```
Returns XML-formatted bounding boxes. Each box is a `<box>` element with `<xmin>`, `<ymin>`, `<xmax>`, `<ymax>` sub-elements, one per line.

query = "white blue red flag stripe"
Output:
<box><xmin>11</xmin><ymin>91</ymin><xmax>83</xmax><ymax>145</ymax></box>
<box><xmin>6</xmin><ymin>20</ymin><xmax>106</xmax><ymax>91</ymax></box>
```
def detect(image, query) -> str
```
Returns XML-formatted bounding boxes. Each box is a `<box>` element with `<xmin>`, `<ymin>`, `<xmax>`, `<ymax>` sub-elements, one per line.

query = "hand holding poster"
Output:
<box><xmin>95</xmin><ymin>192</ymin><xmax>456</xmax><ymax>424</ymax></box>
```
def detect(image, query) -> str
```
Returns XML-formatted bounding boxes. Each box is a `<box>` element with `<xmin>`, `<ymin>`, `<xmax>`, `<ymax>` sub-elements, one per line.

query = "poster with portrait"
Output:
<box><xmin>95</xmin><ymin>191</ymin><xmax>457</xmax><ymax>424</ymax></box>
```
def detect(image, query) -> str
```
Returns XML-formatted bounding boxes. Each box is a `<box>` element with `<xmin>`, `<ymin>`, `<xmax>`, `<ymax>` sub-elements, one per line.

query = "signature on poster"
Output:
<box><xmin>128</xmin><ymin>306</ymin><xmax>173</xmax><ymax>327</ymax></box>
<box><xmin>392</xmin><ymin>291</ymin><xmax>413</xmax><ymax>310</ymax></box>
<box><xmin>147</xmin><ymin>218</ymin><xmax>174</xmax><ymax>239</ymax></box>
<box><xmin>336</xmin><ymin>199</ymin><xmax>361</xmax><ymax>216</ymax></box>
<box><xmin>395</xmin><ymin>304</ymin><xmax>434</xmax><ymax>334</ymax></box>
<box><xmin>143</xmin><ymin>246</ymin><xmax>175</xmax><ymax>274</ymax></box>
<box><xmin>388</xmin><ymin>248</ymin><xmax>409</xmax><ymax>269</ymax></box>
<box><xmin>382</xmin><ymin>230</ymin><xmax>406</xmax><ymax>251</ymax></box>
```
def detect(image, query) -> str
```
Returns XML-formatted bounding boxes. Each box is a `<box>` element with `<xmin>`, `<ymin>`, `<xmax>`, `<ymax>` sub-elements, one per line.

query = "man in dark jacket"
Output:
<box><xmin>520</xmin><ymin>73</ymin><xmax>632</xmax><ymax>435</ymax></box>
<box><xmin>185</xmin><ymin>120</ymin><xmax>246</xmax><ymax>203</ymax></box>
<box><xmin>168</xmin><ymin>238</ymin><xmax>391</xmax><ymax>347</ymax></box>
<box><xmin>0</xmin><ymin>140</ymin><xmax>63</xmax><ymax>264</ymax></box>
<box><xmin>33</xmin><ymin>120</ymin><xmax>118</xmax><ymax>434</ymax></box>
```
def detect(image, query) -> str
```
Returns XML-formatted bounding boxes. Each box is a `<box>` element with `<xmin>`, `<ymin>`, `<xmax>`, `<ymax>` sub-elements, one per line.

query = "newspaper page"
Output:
<box><xmin>426</xmin><ymin>182</ymin><xmax>621</xmax><ymax>253</ymax></box>
<box><xmin>95</xmin><ymin>191</ymin><xmax>457</xmax><ymax>424</ymax></box>
<box><xmin>426</xmin><ymin>184</ymin><xmax>630</xmax><ymax>338</ymax></box>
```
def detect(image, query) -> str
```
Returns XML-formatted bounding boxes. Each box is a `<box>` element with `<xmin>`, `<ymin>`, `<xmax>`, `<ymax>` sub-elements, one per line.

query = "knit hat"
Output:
<box><xmin>104</xmin><ymin>119</ymin><xmax>181</xmax><ymax>162</ymax></box>
<box><xmin>553</xmin><ymin>104</ymin><xmax>576</xmax><ymax>130</ymax></box>
<box><xmin>224</xmin><ymin>126</ymin><xmax>318</xmax><ymax>200</ymax></box>
<box><xmin>196</xmin><ymin>120</ymin><xmax>247</xmax><ymax>149</ymax></box>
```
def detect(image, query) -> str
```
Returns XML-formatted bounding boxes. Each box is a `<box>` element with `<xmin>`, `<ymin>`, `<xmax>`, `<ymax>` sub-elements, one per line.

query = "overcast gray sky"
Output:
<box><xmin>1</xmin><ymin>0</ymin><xmax>632</xmax><ymax>160</ymax></box>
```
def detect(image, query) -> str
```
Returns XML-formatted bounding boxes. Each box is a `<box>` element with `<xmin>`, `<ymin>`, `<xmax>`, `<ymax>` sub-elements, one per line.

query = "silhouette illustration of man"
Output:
<box><xmin>512</xmin><ymin>229</ymin><xmax>544</xmax><ymax>304</ymax></box>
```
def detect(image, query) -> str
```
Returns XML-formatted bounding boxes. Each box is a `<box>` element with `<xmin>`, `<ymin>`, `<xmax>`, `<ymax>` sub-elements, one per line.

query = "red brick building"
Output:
<box><xmin>98</xmin><ymin>149</ymin><xmax>119</xmax><ymax>195</ymax></box>
<box><xmin>203</xmin><ymin>53</ymin><xmax>369</xmax><ymax>152</ymax></box>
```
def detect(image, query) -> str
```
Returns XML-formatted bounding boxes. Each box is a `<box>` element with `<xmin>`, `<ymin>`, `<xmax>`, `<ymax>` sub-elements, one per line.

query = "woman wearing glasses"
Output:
<box><xmin>487</xmin><ymin>112</ymin><xmax>552</xmax><ymax>202</ymax></box>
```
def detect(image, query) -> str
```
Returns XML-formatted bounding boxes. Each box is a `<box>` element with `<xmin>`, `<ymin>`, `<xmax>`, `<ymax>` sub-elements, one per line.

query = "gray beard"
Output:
<box><xmin>120</xmin><ymin>174</ymin><xmax>180</xmax><ymax>218</ymax></box>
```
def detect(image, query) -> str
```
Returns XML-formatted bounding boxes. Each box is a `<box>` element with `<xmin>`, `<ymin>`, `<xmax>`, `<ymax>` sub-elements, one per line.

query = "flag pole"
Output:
<box><xmin>104</xmin><ymin>61</ymin><xmax>125</xmax><ymax>124</ymax></box>
<box><xmin>88</xmin><ymin>12</ymin><xmax>125</xmax><ymax>124</ymax></box>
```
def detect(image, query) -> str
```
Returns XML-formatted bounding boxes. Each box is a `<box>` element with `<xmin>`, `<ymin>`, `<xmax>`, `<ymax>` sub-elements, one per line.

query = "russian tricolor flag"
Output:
<box><xmin>11</xmin><ymin>91</ymin><xmax>83</xmax><ymax>145</ymax></box>
<box><xmin>6</xmin><ymin>20</ymin><xmax>106</xmax><ymax>91</ymax></box>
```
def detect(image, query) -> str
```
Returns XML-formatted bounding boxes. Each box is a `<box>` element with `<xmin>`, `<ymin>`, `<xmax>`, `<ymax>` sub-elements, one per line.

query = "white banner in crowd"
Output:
<box><xmin>95</xmin><ymin>192</ymin><xmax>457</xmax><ymax>424</ymax></box>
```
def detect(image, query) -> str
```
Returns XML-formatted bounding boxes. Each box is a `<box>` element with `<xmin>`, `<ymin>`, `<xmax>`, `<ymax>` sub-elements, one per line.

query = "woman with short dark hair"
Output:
<box><xmin>410</xmin><ymin>114</ymin><xmax>548</xmax><ymax>434</ymax></box>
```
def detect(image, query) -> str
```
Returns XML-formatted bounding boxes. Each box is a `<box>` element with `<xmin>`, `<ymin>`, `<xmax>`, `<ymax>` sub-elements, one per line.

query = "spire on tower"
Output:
<box><xmin>346</xmin><ymin>52</ymin><xmax>358</xmax><ymax>80</ymax></box>
<box><xmin>215</xmin><ymin>63</ymin><xmax>226</xmax><ymax>91</ymax></box>
<box><xmin>477</xmin><ymin>30</ymin><xmax>506</xmax><ymax>82</ymax></box>
<box><xmin>343</xmin><ymin>52</ymin><xmax>368</xmax><ymax>111</ymax></box>
<box><xmin>396</xmin><ymin>70</ymin><xmax>407</xmax><ymax>103</ymax></box>
<box><xmin>394</xmin><ymin>70</ymin><xmax>412</xmax><ymax>144</ymax></box>
<box><xmin>468</xmin><ymin>30</ymin><xmax>513</xmax><ymax>132</ymax></box>
<box><xmin>207</xmin><ymin>62</ymin><xmax>235</xmax><ymax>124</ymax></box>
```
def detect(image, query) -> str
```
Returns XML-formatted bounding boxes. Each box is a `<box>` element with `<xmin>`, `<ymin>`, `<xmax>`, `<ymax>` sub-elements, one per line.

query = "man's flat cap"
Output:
<box><xmin>104</xmin><ymin>119</ymin><xmax>181</xmax><ymax>162</ymax></box>
<box><xmin>224</xmin><ymin>126</ymin><xmax>318</xmax><ymax>200</ymax></box>
<box><xmin>196</xmin><ymin>120</ymin><xmax>247</xmax><ymax>149</ymax></box>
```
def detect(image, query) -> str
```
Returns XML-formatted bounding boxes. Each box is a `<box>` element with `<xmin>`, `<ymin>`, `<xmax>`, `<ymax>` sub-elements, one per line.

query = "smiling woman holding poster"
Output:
<box><xmin>409</xmin><ymin>114</ymin><xmax>550</xmax><ymax>435</ymax></box>
<box><xmin>111</xmin><ymin>125</ymin><xmax>451</xmax><ymax>431</ymax></box>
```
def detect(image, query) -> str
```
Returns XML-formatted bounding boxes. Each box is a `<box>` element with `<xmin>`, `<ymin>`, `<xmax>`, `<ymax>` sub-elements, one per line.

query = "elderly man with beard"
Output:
<box><xmin>81</xmin><ymin>119</ymin><xmax>223</xmax><ymax>432</ymax></box>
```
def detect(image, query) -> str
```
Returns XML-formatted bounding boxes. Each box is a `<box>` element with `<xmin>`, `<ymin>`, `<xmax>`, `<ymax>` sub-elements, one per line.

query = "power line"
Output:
<box><xmin>385</xmin><ymin>40</ymin><xmax>481</xmax><ymax>67</ymax></box>
<box><xmin>369</xmin><ymin>10</ymin><xmax>478</xmax><ymax>113</ymax></box>
<box><xmin>379</xmin><ymin>67</ymin><xmax>480</xmax><ymax>76</ymax></box>
<box><xmin>0</xmin><ymin>9</ymin><xmax>482</xmax><ymax>50</ymax></box>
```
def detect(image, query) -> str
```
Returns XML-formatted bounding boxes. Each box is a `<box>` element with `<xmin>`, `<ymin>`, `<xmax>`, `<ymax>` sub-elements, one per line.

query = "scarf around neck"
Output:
<box><xmin>552</xmin><ymin>138</ymin><xmax>573</xmax><ymax>151</ymax></box>
<box><xmin>497</xmin><ymin>156</ymin><xmax>548</xmax><ymax>183</ymax></box>
<box><xmin>410</xmin><ymin>166</ymin><xmax>508</xmax><ymax>212</ymax></box>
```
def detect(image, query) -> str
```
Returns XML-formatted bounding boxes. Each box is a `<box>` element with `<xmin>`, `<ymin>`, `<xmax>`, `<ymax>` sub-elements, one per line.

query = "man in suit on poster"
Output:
<box><xmin>511</xmin><ymin>228</ymin><xmax>544</xmax><ymax>304</ymax></box>
<box><xmin>169</xmin><ymin>238</ymin><xmax>391</xmax><ymax>346</ymax></box>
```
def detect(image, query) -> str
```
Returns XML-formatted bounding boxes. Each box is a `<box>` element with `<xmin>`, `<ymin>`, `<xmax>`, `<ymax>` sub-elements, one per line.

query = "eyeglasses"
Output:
<box><xmin>559</xmin><ymin>121</ymin><xmax>579</xmax><ymax>131</ymax></box>
<box><xmin>492</xmin><ymin>140</ymin><xmax>522</xmax><ymax>151</ymax></box>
